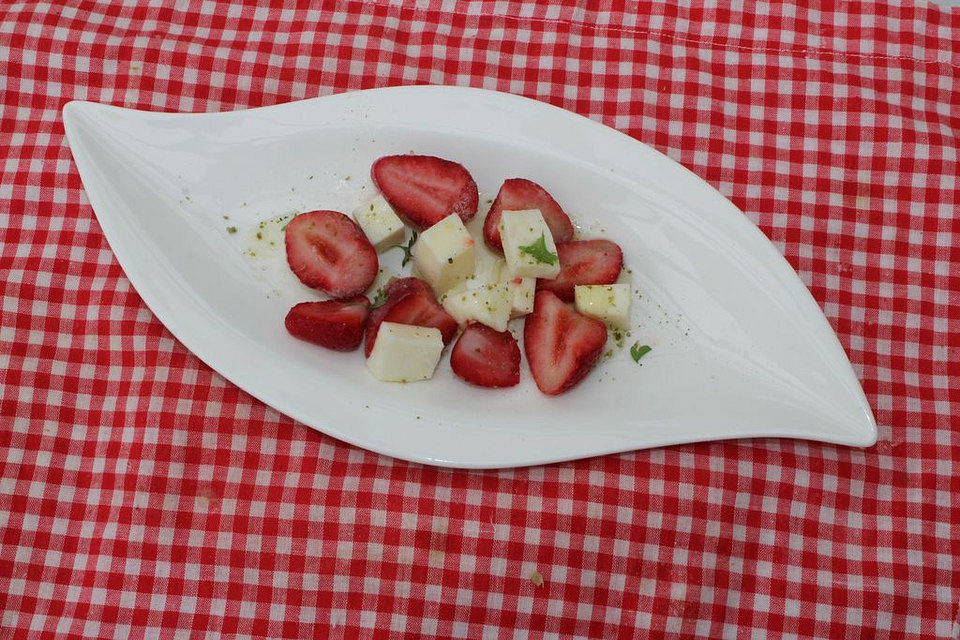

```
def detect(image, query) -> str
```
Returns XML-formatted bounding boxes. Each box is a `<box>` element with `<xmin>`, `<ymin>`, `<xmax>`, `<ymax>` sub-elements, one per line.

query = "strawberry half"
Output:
<box><xmin>536</xmin><ymin>239</ymin><xmax>623</xmax><ymax>302</ymax></box>
<box><xmin>524</xmin><ymin>290</ymin><xmax>607</xmax><ymax>395</ymax></box>
<box><xmin>450</xmin><ymin>323</ymin><xmax>521</xmax><ymax>388</ymax></box>
<box><xmin>364</xmin><ymin>277</ymin><xmax>458</xmax><ymax>357</ymax></box>
<box><xmin>285</xmin><ymin>296</ymin><xmax>370</xmax><ymax>351</ymax></box>
<box><xmin>483</xmin><ymin>178</ymin><xmax>574</xmax><ymax>253</ymax></box>
<box><xmin>383</xmin><ymin>276</ymin><xmax>433</xmax><ymax>300</ymax></box>
<box><xmin>285</xmin><ymin>210</ymin><xmax>379</xmax><ymax>298</ymax></box>
<box><xmin>371</xmin><ymin>154</ymin><xmax>479</xmax><ymax>230</ymax></box>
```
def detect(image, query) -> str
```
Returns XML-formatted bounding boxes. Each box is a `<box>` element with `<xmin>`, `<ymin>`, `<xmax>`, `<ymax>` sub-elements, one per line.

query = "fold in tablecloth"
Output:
<box><xmin>1</xmin><ymin>2</ymin><xmax>958</xmax><ymax>637</ymax></box>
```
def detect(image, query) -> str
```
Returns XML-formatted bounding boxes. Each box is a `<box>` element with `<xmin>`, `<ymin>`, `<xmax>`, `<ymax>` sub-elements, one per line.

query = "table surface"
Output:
<box><xmin>2</xmin><ymin>2</ymin><xmax>958</xmax><ymax>638</ymax></box>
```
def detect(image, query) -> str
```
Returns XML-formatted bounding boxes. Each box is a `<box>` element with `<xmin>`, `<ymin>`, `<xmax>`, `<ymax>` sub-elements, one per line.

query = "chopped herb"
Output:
<box><xmin>518</xmin><ymin>234</ymin><xmax>558</xmax><ymax>265</ymax></box>
<box><xmin>256</xmin><ymin>231</ymin><xmax>263</xmax><ymax>240</ymax></box>
<box><xmin>447</xmin><ymin>257</ymin><xmax>453</xmax><ymax>264</ymax></box>
<box><xmin>344</xmin><ymin>175</ymin><xmax>351</xmax><ymax>181</ymax></box>
<box><xmin>370</xmin><ymin>204</ymin><xmax>375</xmax><ymax>211</ymax></box>
<box><xmin>226</xmin><ymin>226</ymin><xmax>237</xmax><ymax>234</ymax></box>
<box><xmin>630</xmin><ymin>342</ymin><xmax>652</xmax><ymax>364</ymax></box>
<box><xmin>389</xmin><ymin>230</ymin><xmax>418</xmax><ymax>266</ymax></box>
<box><xmin>371</xmin><ymin>287</ymin><xmax>388</xmax><ymax>309</ymax></box>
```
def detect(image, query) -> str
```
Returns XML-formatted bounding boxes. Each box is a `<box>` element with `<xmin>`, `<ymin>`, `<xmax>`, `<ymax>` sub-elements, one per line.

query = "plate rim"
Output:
<box><xmin>62</xmin><ymin>85</ymin><xmax>878</xmax><ymax>468</ymax></box>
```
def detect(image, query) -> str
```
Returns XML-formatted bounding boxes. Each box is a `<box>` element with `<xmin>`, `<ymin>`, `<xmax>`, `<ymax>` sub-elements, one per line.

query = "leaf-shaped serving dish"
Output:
<box><xmin>63</xmin><ymin>86</ymin><xmax>876</xmax><ymax>468</ymax></box>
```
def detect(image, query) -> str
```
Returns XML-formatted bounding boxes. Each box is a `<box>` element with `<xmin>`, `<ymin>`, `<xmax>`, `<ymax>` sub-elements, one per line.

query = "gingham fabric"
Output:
<box><xmin>2</xmin><ymin>1</ymin><xmax>958</xmax><ymax>637</ymax></box>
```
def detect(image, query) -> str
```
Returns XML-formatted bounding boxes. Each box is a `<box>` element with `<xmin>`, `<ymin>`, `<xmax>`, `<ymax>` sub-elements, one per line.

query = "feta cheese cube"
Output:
<box><xmin>412</xmin><ymin>214</ymin><xmax>475</xmax><ymax>294</ymax></box>
<box><xmin>472</xmin><ymin>239</ymin><xmax>506</xmax><ymax>287</ymax></box>
<box><xmin>441</xmin><ymin>282</ymin><xmax>513</xmax><ymax>332</ymax></box>
<box><xmin>574</xmin><ymin>284</ymin><xmax>632</xmax><ymax>329</ymax></box>
<box><xmin>366</xmin><ymin>322</ymin><xmax>444</xmax><ymax>383</ymax></box>
<box><xmin>500</xmin><ymin>264</ymin><xmax>536</xmax><ymax>317</ymax></box>
<box><xmin>353</xmin><ymin>195</ymin><xmax>406</xmax><ymax>252</ymax></box>
<box><xmin>499</xmin><ymin>209</ymin><xmax>561</xmax><ymax>279</ymax></box>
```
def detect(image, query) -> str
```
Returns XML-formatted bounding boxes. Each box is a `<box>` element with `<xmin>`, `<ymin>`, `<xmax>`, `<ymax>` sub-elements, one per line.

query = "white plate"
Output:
<box><xmin>63</xmin><ymin>86</ymin><xmax>877</xmax><ymax>468</ymax></box>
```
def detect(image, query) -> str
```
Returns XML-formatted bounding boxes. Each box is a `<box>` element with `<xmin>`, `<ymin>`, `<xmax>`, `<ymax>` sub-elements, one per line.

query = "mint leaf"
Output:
<box><xmin>518</xmin><ymin>234</ymin><xmax>558</xmax><ymax>265</ymax></box>
<box><xmin>630</xmin><ymin>342</ymin><xmax>652</xmax><ymax>364</ymax></box>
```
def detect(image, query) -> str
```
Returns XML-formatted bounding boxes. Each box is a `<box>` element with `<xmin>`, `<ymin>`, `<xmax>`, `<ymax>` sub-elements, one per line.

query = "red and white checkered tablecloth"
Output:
<box><xmin>2</xmin><ymin>1</ymin><xmax>958</xmax><ymax>637</ymax></box>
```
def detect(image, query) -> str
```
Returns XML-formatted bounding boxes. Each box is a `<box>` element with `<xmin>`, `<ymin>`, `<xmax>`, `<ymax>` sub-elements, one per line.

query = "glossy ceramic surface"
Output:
<box><xmin>63</xmin><ymin>86</ymin><xmax>877</xmax><ymax>468</ymax></box>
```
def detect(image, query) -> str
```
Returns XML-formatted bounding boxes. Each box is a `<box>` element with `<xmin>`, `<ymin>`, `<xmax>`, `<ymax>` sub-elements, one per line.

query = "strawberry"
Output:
<box><xmin>285</xmin><ymin>210</ymin><xmax>379</xmax><ymax>298</ymax></box>
<box><xmin>364</xmin><ymin>277</ymin><xmax>458</xmax><ymax>357</ymax></box>
<box><xmin>383</xmin><ymin>276</ymin><xmax>433</xmax><ymax>300</ymax></box>
<box><xmin>483</xmin><ymin>178</ymin><xmax>574</xmax><ymax>253</ymax></box>
<box><xmin>371</xmin><ymin>154</ymin><xmax>479</xmax><ymax>230</ymax></box>
<box><xmin>285</xmin><ymin>296</ymin><xmax>370</xmax><ymax>351</ymax></box>
<box><xmin>536</xmin><ymin>239</ymin><xmax>623</xmax><ymax>302</ymax></box>
<box><xmin>524</xmin><ymin>290</ymin><xmax>607</xmax><ymax>395</ymax></box>
<box><xmin>450</xmin><ymin>323</ymin><xmax>521</xmax><ymax>388</ymax></box>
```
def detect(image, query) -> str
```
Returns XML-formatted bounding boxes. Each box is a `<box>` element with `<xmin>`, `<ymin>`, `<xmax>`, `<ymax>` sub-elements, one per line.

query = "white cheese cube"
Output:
<box><xmin>499</xmin><ymin>209</ymin><xmax>561</xmax><ymax>279</ymax></box>
<box><xmin>500</xmin><ymin>265</ymin><xmax>536</xmax><ymax>317</ymax></box>
<box><xmin>412</xmin><ymin>214</ymin><xmax>476</xmax><ymax>294</ymax></box>
<box><xmin>353</xmin><ymin>195</ymin><xmax>406</xmax><ymax>252</ymax></box>
<box><xmin>366</xmin><ymin>322</ymin><xmax>444</xmax><ymax>383</ymax></box>
<box><xmin>442</xmin><ymin>282</ymin><xmax>513</xmax><ymax>332</ymax></box>
<box><xmin>574</xmin><ymin>284</ymin><xmax>632</xmax><ymax>329</ymax></box>
<box><xmin>471</xmin><ymin>240</ymin><xmax>506</xmax><ymax>288</ymax></box>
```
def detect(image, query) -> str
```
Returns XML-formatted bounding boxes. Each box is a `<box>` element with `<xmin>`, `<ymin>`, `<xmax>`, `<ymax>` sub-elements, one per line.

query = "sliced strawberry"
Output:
<box><xmin>285</xmin><ymin>296</ymin><xmax>370</xmax><ymax>351</ymax></box>
<box><xmin>483</xmin><ymin>178</ymin><xmax>574</xmax><ymax>253</ymax></box>
<box><xmin>378</xmin><ymin>293</ymin><xmax>459</xmax><ymax>344</ymax></box>
<box><xmin>285</xmin><ymin>210</ymin><xmax>379</xmax><ymax>298</ymax></box>
<box><xmin>536</xmin><ymin>239</ymin><xmax>623</xmax><ymax>302</ymax></box>
<box><xmin>364</xmin><ymin>277</ymin><xmax>458</xmax><ymax>357</ymax></box>
<box><xmin>524</xmin><ymin>290</ymin><xmax>607</xmax><ymax>395</ymax></box>
<box><xmin>450</xmin><ymin>323</ymin><xmax>521</xmax><ymax>388</ymax></box>
<box><xmin>365</xmin><ymin>278</ymin><xmax>425</xmax><ymax>356</ymax></box>
<box><xmin>384</xmin><ymin>276</ymin><xmax>433</xmax><ymax>300</ymax></box>
<box><xmin>371</xmin><ymin>154</ymin><xmax>479</xmax><ymax>230</ymax></box>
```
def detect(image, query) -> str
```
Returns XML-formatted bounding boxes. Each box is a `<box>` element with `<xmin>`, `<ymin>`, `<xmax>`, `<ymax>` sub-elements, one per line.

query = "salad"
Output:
<box><xmin>281</xmin><ymin>154</ymin><xmax>642</xmax><ymax>395</ymax></box>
